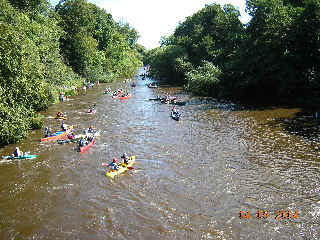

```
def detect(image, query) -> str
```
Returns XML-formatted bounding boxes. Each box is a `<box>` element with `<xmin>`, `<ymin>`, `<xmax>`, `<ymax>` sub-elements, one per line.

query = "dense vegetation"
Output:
<box><xmin>0</xmin><ymin>0</ymin><xmax>143</xmax><ymax>145</ymax></box>
<box><xmin>145</xmin><ymin>0</ymin><xmax>320</xmax><ymax>107</ymax></box>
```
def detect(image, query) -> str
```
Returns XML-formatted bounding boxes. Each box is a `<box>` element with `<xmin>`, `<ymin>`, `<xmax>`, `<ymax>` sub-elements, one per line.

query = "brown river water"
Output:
<box><xmin>1</xmin><ymin>71</ymin><xmax>320</xmax><ymax>240</ymax></box>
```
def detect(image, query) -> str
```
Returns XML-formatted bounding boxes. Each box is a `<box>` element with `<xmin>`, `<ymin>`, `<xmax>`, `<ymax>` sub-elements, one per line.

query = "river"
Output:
<box><xmin>0</xmin><ymin>70</ymin><xmax>320</xmax><ymax>239</ymax></box>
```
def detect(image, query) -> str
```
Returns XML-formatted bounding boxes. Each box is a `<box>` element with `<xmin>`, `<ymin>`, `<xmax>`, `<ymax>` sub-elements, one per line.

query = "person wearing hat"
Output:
<box><xmin>108</xmin><ymin>158</ymin><xmax>119</xmax><ymax>171</ymax></box>
<box><xmin>121</xmin><ymin>153</ymin><xmax>129</xmax><ymax>165</ymax></box>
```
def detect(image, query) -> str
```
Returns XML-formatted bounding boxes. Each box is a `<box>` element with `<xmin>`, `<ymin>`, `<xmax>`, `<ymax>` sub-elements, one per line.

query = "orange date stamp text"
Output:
<box><xmin>239</xmin><ymin>209</ymin><xmax>299</xmax><ymax>220</ymax></box>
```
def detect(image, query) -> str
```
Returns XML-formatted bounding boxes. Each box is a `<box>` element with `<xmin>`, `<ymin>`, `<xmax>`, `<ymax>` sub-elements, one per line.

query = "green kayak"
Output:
<box><xmin>2</xmin><ymin>154</ymin><xmax>39</xmax><ymax>160</ymax></box>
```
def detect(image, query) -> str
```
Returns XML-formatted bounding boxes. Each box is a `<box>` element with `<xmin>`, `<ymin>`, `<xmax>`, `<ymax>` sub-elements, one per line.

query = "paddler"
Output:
<box><xmin>56</xmin><ymin>112</ymin><xmax>63</xmax><ymax>118</ymax></box>
<box><xmin>87</xmin><ymin>126</ymin><xmax>94</xmax><ymax>134</ymax></box>
<box><xmin>44</xmin><ymin>127</ymin><xmax>51</xmax><ymax>137</ymax></box>
<box><xmin>172</xmin><ymin>106</ymin><xmax>178</xmax><ymax>114</ymax></box>
<box><xmin>13</xmin><ymin>147</ymin><xmax>23</xmax><ymax>157</ymax></box>
<box><xmin>108</xmin><ymin>158</ymin><xmax>119</xmax><ymax>171</ymax></box>
<box><xmin>121</xmin><ymin>153</ymin><xmax>129</xmax><ymax>165</ymax></box>
<box><xmin>59</xmin><ymin>92</ymin><xmax>65</xmax><ymax>102</ymax></box>
<box><xmin>67</xmin><ymin>132</ymin><xmax>75</xmax><ymax>140</ymax></box>
<box><xmin>61</xmin><ymin>121</ymin><xmax>68</xmax><ymax>131</ymax></box>
<box><xmin>88</xmin><ymin>104</ymin><xmax>96</xmax><ymax>113</ymax></box>
<box><xmin>79</xmin><ymin>137</ymin><xmax>86</xmax><ymax>147</ymax></box>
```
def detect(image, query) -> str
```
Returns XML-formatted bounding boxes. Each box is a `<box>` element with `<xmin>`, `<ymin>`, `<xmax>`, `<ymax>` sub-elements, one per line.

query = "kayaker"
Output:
<box><xmin>67</xmin><ymin>132</ymin><xmax>75</xmax><ymax>140</ymax></box>
<box><xmin>61</xmin><ymin>121</ymin><xmax>68</xmax><ymax>131</ymax></box>
<box><xmin>13</xmin><ymin>147</ymin><xmax>23</xmax><ymax>157</ymax></box>
<box><xmin>56</xmin><ymin>112</ymin><xmax>64</xmax><ymax>118</ymax></box>
<box><xmin>79</xmin><ymin>138</ymin><xmax>86</xmax><ymax>147</ymax></box>
<box><xmin>88</xmin><ymin>126</ymin><xmax>94</xmax><ymax>134</ymax></box>
<box><xmin>59</xmin><ymin>92</ymin><xmax>65</xmax><ymax>102</ymax></box>
<box><xmin>88</xmin><ymin>105</ymin><xmax>96</xmax><ymax>113</ymax></box>
<box><xmin>121</xmin><ymin>153</ymin><xmax>129</xmax><ymax>165</ymax></box>
<box><xmin>108</xmin><ymin>158</ymin><xmax>119</xmax><ymax>171</ymax></box>
<box><xmin>86</xmin><ymin>134</ymin><xmax>94</xmax><ymax>142</ymax></box>
<box><xmin>172</xmin><ymin>106</ymin><xmax>178</xmax><ymax>114</ymax></box>
<box><xmin>44</xmin><ymin>127</ymin><xmax>51</xmax><ymax>137</ymax></box>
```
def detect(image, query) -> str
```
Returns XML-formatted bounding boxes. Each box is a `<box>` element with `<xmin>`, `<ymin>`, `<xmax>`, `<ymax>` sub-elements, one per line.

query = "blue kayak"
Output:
<box><xmin>2</xmin><ymin>154</ymin><xmax>39</xmax><ymax>160</ymax></box>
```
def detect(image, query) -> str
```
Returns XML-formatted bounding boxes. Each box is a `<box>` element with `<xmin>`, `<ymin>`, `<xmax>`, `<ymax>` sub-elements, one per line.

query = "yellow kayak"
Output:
<box><xmin>106</xmin><ymin>156</ymin><xmax>136</xmax><ymax>178</ymax></box>
<box><xmin>55</xmin><ymin>116</ymin><xmax>67</xmax><ymax>120</ymax></box>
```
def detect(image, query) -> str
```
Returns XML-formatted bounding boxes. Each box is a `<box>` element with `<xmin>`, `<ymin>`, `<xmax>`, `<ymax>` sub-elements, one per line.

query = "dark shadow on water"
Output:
<box><xmin>267</xmin><ymin>111</ymin><xmax>320</xmax><ymax>144</ymax></box>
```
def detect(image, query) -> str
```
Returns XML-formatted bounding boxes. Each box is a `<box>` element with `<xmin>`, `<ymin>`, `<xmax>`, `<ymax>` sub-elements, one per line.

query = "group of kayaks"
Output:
<box><xmin>104</xmin><ymin>88</ymin><xmax>132</xmax><ymax>100</ymax></box>
<box><xmin>149</xmin><ymin>96</ymin><xmax>186</xmax><ymax>106</ymax></box>
<box><xmin>149</xmin><ymin>95</ymin><xmax>184</xmax><ymax>121</ymax></box>
<box><xmin>2</xmin><ymin>74</ymin><xmax>182</xmax><ymax>178</ymax></box>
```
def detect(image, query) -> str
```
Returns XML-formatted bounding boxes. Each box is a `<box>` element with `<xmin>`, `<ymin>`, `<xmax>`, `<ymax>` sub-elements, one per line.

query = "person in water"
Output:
<box><xmin>61</xmin><ymin>121</ymin><xmax>68</xmax><ymax>131</ymax></box>
<box><xmin>13</xmin><ymin>147</ymin><xmax>23</xmax><ymax>157</ymax></box>
<box><xmin>108</xmin><ymin>158</ymin><xmax>119</xmax><ymax>171</ymax></box>
<box><xmin>121</xmin><ymin>153</ymin><xmax>129</xmax><ymax>165</ymax></box>
<box><xmin>44</xmin><ymin>127</ymin><xmax>51</xmax><ymax>137</ymax></box>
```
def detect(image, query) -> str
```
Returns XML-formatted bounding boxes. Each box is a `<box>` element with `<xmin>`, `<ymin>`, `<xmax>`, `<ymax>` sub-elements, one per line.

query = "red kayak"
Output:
<box><xmin>119</xmin><ymin>94</ymin><xmax>132</xmax><ymax>100</ymax></box>
<box><xmin>79</xmin><ymin>139</ymin><xmax>96</xmax><ymax>153</ymax></box>
<box><xmin>87</xmin><ymin>109</ymin><xmax>96</xmax><ymax>114</ymax></box>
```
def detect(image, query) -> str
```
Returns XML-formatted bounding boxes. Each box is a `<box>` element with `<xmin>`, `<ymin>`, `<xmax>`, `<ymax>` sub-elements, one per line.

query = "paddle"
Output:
<box><xmin>101</xmin><ymin>162</ymin><xmax>135</xmax><ymax>170</ymax></box>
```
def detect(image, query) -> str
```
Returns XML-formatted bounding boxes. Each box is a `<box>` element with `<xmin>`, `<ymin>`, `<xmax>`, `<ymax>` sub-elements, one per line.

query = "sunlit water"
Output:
<box><xmin>0</xmin><ymin>71</ymin><xmax>320</xmax><ymax>239</ymax></box>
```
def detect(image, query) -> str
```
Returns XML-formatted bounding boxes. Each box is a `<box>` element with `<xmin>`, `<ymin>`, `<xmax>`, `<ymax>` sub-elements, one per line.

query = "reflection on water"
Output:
<box><xmin>0</xmin><ymin>71</ymin><xmax>320</xmax><ymax>239</ymax></box>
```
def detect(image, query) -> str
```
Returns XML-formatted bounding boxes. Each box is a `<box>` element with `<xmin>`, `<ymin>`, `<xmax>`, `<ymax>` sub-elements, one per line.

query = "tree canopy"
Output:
<box><xmin>0</xmin><ymin>0</ymin><xmax>143</xmax><ymax>145</ymax></box>
<box><xmin>146</xmin><ymin>1</ymin><xmax>320</xmax><ymax>106</ymax></box>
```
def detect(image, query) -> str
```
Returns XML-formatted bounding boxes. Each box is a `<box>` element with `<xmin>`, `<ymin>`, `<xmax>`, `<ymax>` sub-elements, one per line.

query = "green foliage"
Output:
<box><xmin>0</xmin><ymin>0</ymin><xmax>143</xmax><ymax>145</ymax></box>
<box><xmin>146</xmin><ymin>0</ymin><xmax>320</xmax><ymax>105</ymax></box>
<box><xmin>186</xmin><ymin>61</ymin><xmax>221</xmax><ymax>96</ymax></box>
<box><xmin>56</xmin><ymin>0</ymin><xmax>142</xmax><ymax>82</ymax></box>
<box><xmin>30</xmin><ymin>113</ymin><xmax>44</xmax><ymax>130</ymax></box>
<box><xmin>146</xmin><ymin>3</ymin><xmax>244</xmax><ymax>87</ymax></box>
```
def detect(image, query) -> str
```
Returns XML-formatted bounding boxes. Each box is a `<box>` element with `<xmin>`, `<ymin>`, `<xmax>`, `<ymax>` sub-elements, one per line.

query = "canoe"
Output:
<box><xmin>2</xmin><ymin>154</ymin><xmax>39</xmax><ymax>160</ymax></box>
<box><xmin>55</xmin><ymin>116</ymin><xmax>67</xmax><ymax>120</ymax></box>
<box><xmin>106</xmin><ymin>156</ymin><xmax>136</xmax><ymax>178</ymax></box>
<box><xmin>149</xmin><ymin>97</ymin><xmax>162</xmax><ymax>101</ymax></box>
<box><xmin>171</xmin><ymin>101</ymin><xmax>186</xmax><ymax>106</ymax></box>
<box><xmin>79</xmin><ymin>139</ymin><xmax>96</xmax><ymax>153</ymax></box>
<box><xmin>171</xmin><ymin>112</ymin><xmax>180</xmax><ymax>121</ymax></box>
<box><xmin>40</xmin><ymin>127</ymin><xmax>73</xmax><ymax>142</ymax></box>
<box><xmin>119</xmin><ymin>94</ymin><xmax>132</xmax><ymax>100</ymax></box>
